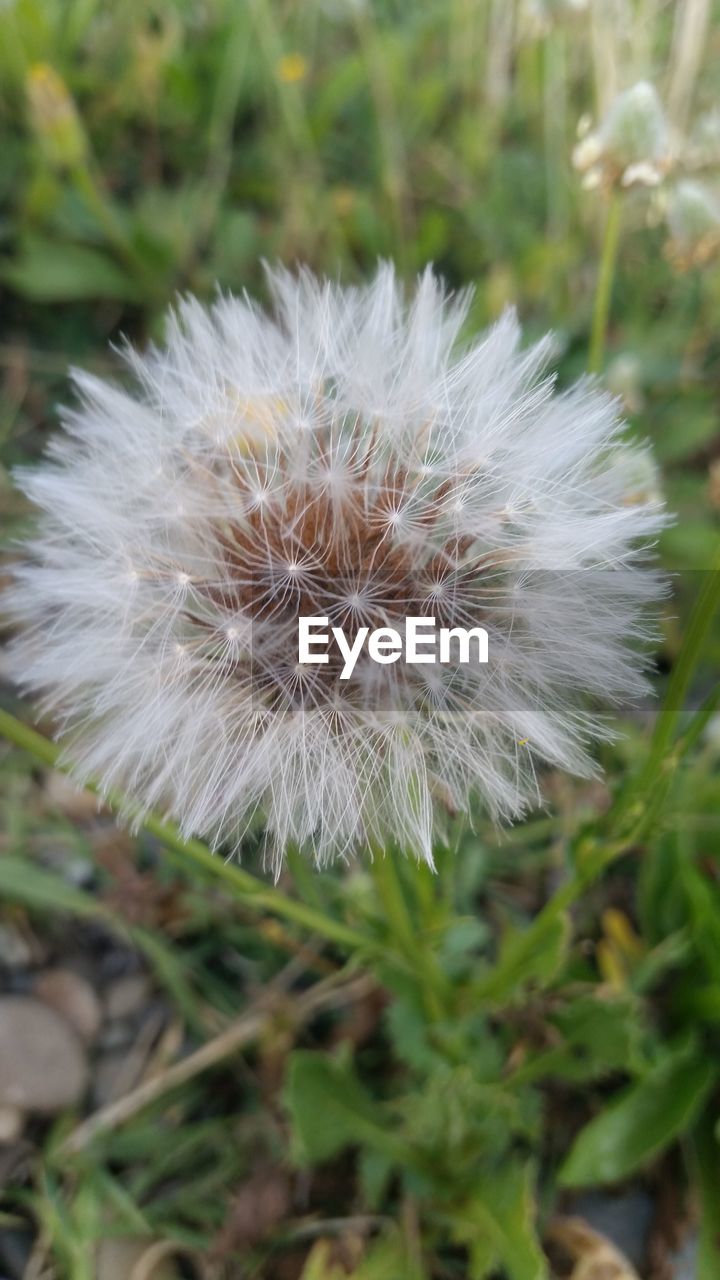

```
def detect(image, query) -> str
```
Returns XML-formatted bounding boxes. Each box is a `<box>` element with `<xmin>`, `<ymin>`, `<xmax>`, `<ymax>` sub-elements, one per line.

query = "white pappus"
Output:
<box><xmin>6</xmin><ymin>264</ymin><xmax>667</xmax><ymax>870</ymax></box>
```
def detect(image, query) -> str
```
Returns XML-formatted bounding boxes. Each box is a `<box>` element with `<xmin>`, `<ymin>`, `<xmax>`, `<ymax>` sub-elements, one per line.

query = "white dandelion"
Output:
<box><xmin>573</xmin><ymin>81</ymin><xmax>672</xmax><ymax>191</ymax></box>
<box><xmin>664</xmin><ymin>179</ymin><xmax>720</xmax><ymax>269</ymax></box>
<box><xmin>6</xmin><ymin>265</ymin><xmax>666</xmax><ymax>870</ymax></box>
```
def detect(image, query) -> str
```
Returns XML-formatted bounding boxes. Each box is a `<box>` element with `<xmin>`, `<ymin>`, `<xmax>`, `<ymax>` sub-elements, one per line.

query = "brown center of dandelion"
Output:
<box><xmin>177</xmin><ymin>427</ymin><xmax>497</xmax><ymax>711</ymax></box>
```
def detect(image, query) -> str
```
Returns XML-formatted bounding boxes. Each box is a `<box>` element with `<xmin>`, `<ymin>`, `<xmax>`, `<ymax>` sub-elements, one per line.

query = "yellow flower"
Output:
<box><xmin>597</xmin><ymin>908</ymin><xmax>644</xmax><ymax>990</ymax></box>
<box><xmin>26</xmin><ymin>64</ymin><xmax>87</xmax><ymax>170</ymax></box>
<box><xmin>331</xmin><ymin>187</ymin><xmax>357</xmax><ymax>217</ymax></box>
<box><xmin>276</xmin><ymin>53</ymin><xmax>307</xmax><ymax>85</ymax></box>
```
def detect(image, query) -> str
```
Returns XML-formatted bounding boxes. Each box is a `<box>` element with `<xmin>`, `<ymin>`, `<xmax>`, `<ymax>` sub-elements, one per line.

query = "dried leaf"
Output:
<box><xmin>547</xmin><ymin>1216</ymin><xmax>641</xmax><ymax>1280</ymax></box>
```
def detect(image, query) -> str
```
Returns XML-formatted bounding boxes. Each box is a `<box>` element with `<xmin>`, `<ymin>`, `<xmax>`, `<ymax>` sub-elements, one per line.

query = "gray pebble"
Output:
<box><xmin>0</xmin><ymin>997</ymin><xmax>88</xmax><ymax>1114</ymax></box>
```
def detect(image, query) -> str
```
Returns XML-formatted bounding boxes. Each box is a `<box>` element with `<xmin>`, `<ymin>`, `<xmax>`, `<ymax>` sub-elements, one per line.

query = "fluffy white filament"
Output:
<box><xmin>7</xmin><ymin>265</ymin><xmax>666</xmax><ymax>869</ymax></box>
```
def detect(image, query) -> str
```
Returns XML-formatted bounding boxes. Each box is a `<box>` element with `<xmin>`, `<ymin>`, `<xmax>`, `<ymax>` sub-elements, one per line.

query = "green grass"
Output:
<box><xmin>1</xmin><ymin>1</ymin><xmax>720</xmax><ymax>1277</ymax></box>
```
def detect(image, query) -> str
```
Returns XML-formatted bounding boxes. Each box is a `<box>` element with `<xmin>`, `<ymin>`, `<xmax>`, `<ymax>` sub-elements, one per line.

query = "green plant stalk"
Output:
<box><xmin>370</xmin><ymin>852</ymin><xmax>448</xmax><ymax>1020</ymax></box>
<box><xmin>689</xmin><ymin>1118</ymin><xmax>720</xmax><ymax>1278</ymax></box>
<box><xmin>643</xmin><ymin>550</ymin><xmax>720</xmax><ymax>776</ymax></box>
<box><xmin>248</xmin><ymin>0</ymin><xmax>313</xmax><ymax>155</ymax></box>
<box><xmin>0</xmin><ymin>708</ymin><xmax>372</xmax><ymax>957</ymax></box>
<box><xmin>370</xmin><ymin>851</ymin><xmax>416</xmax><ymax>951</ymax></box>
<box><xmin>449</xmin><ymin>0</ymin><xmax>478</xmax><ymax>101</ymax></box>
<box><xmin>0</xmin><ymin>6</ymin><xmax>27</xmax><ymax>88</ymax></box>
<box><xmin>589</xmin><ymin>190</ymin><xmax>622</xmax><ymax>374</ymax></box>
<box><xmin>497</xmin><ymin>551</ymin><xmax>720</xmax><ymax>962</ymax></box>
<box><xmin>71</xmin><ymin>163</ymin><xmax>147</xmax><ymax>283</ymax></box>
<box><xmin>352</xmin><ymin>3</ymin><xmax>409</xmax><ymax>265</ymax></box>
<box><xmin>543</xmin><ymin>30</ymin><xmax>569</xmax><ymax>241</ymax></box>
<box><xmin>246</xmin><ymin>0</ymin><xmax>345</xmax><ymax>261</ymax></box>
<box><xmin>607</xmin><ymin>544</ymin><xmax>720</xmax><ymax>839</ymax></box>
<box><xmin>182</xmin><ymin>3</ymin><xmax>250</xmax><ymax>273</ymax></box>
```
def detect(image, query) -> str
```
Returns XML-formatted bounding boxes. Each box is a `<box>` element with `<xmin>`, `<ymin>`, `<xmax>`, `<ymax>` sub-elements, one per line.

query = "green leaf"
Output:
<box><xmin>206</xmin><ymin>210</ymin><xmax>258</xmax><ymax>288</ymax></box>
<box><xmin>451</xmin><ymin>1161</ymin><xmax>548</xmax><ymax>1280</ymax></box>
<box><xmin>631</xmin><ymin>930</ymin><xmax>691</xmax><ymax>993</ymax></box>
<box><xmin>660</xmin><ymin>522</ymin><xmax>719</xmax><ymax>570</ymax></box>
<box><xmin>357</xmin><ymin>1148</ymin><xmax>394</xmax><ymax>1211</ymax></box>
<box><xmin>654</xmin><ymin>404</ymin><xmax>718</xmax><ymax>464</ymax></box>
<box><xmin>0</xmin><ymin>854</ymin><xmax>199</xmax><ymax>1025</ymax></box>
<box><xmin>473</xmin><ymin>905</ymin><xmax>570</xmax><ymax>1004</ymax></box>
<box><xmin>507</xmin><ymin>992</ymin><xmax>647</xmax><ymax>1085</ymax></box>
<box><xmin>689</xmin><ymin>1115</ymin><xmax>720</xmax><ymax>1280</ymax></box>
<box><xmin>559</xmin><ymin>1038</ymin><xmax>717</xmax><ymax>1187</ymax></box>
<box><xmin>384</xmin><ymin>992</ymin><xmax>439</xmax><ymax>1072</ymax></box>
<box><xmin>301</xmin><ymin>1231</ymin><xmax>422</xmax><ymax>1280</ymax></box>
<box><xmin>353</xmin><ymin>1234</ymin><xmax>424</xmax><ymax>1280</ymax></box>
<box><xmin>2</xmin><ymin>235</ymin><xmax>139</xmax><ymax>301</ymax></box>
<box><xmin>553</xmin><ymin>993</ymin><xmax>645</xmax><ymax>1069</ymax></box>
<box><xmin>0</xmin><ymin>852</ymin><xmax>101</xmax><ymax>917</ymax></box>
<box><xmin>283</xmin><ymin>1050</ymin><xmax>402</xmax><ymax>1167</ymax></box>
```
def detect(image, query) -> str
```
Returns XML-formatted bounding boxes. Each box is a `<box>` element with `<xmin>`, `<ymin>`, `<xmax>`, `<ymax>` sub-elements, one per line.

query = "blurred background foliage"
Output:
<box><xmin>1</xmin><ymin>1</ymin><xmax>720</xmax><ymax>1278</ymax></box>
<box><xmin>0</xmin><ymin>0</ymin><xmax>719</xmax><ymax>576</ymax></box>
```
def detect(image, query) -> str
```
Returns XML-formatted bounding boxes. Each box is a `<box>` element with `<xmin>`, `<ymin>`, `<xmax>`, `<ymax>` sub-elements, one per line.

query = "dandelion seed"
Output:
<box><xmin>6</xmin><ymin>265</ymin><xmax>667</xmax><ymax>869</ymax></box>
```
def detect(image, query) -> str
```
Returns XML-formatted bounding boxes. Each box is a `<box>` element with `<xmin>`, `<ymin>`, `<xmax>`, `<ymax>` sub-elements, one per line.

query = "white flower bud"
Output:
<box><xmin>665</xmin><ymin>180</ymin><xmax>720</xmax><ymax>266</ymax></box>
<box><xmin>606</xmin><ymin>354</ymin><xmax>644</xmax><ymax>415</ymax></box>
<box><xmin>573</xmin><ymin>82</ymin><xmax>671</xmax><ymax>192</ymax></box>
<box><xmin>600</xmin><ymin>82</ymin><xmax>668</xmax><ymax>169</ymax></box>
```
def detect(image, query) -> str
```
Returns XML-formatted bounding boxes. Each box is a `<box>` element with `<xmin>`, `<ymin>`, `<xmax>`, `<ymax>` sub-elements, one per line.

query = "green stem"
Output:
<box><xmin>352</xmin><ymin>4</ymin><xmax>409</xmax><ymax>265</ymax></box>
<box><xmin>181</xmin><ymin>3</ymin><xmax>250</xmax><ymax>274</ymax></box>
<box><xmin>607</xmin><ymin>545</ymin><xmax>720</xmax><ymax>839</ymax></box>
<box><xmin>371</xmin><ymin>851</ymin><xmax>417</xmax><ymax>954</ymax></box>
<box><xmin>0</xmin><ymin>709</ymin><xmax>372</xmax><ymax>957</ymax></box>
<box><xmin>589</xmin><ymin>190</ymin><xmax>622</xmax><ymax>374</ymax></box>
<box><xmin>370</xmin><ymin>852</ymin><xmax>448</xmax><ymax>1020</ymax></box>
<box><xmin>246</xmin><ymin>0</ymin><xmax>344</xmax><ymax>260</ymax></box>
<box><xmin>71</xmin><ymin>164</ymin><xmax>148</xmax><ymax>283</ymax></box>
<box><xmin>643</xmin><ymin>550</ymin><xmax>720</xmax><ymax>776</ymax></box>
<box><xmin>522</xmin><ymin>549</ymin><xmax>720</xmax><ymax>910</ymax></box>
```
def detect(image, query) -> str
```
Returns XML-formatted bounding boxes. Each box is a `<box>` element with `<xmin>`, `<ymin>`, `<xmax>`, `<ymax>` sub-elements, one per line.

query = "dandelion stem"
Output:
<box><xmin>589</xmin><ymin>190</ymin><xmax>622</xmax><ymax>374</ymax></box>
<box><xmin>0</xmin><ymin>709</ymin><xmax>372</xmax><ymax>958</ymax></box>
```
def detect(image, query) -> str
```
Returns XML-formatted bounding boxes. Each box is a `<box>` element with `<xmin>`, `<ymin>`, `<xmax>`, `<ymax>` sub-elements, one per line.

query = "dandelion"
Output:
<box><xmin>664</xmin><ymin>179</ymin><xmax>720</xmax><ymax>269</ymax></box>
<box><xmin>519</xmin><ymin>0</ymin><xmax>587</xmax><ymax>41</ymax></box>
<box><xmin>686</xmin><ymin>107</ymin><xmax>720</xmax><ymax>169</ymax></box>
<box><xmin>605</xmin><ymin>354</ymin><xmax>644</xmax><ymax>415</ymax></box>
<box><xmin>6</xmin><ymin>266</ymin><xmax>666</xmax><ymax>869</ymax></box>
<box><xmin>573</xmin><ymin>81</ymin><xmax>672</xmax><ymax>191</ymax></box>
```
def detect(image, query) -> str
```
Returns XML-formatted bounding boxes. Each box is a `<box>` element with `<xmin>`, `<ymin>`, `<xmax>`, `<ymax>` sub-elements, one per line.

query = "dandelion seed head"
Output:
<box><xmin>573</xmin><ymin>81</ymin><xmax>672</xmax><ymax>191</ymax></box>
<box><xmin>664</xmin><ymin>179</ymin><xmax>720</xmax><ymax>269</ymax></box>
<box><xmin>6</xmin><ymin>264</ymin><xmax>667</xmax><ymax>870</ymax></box>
